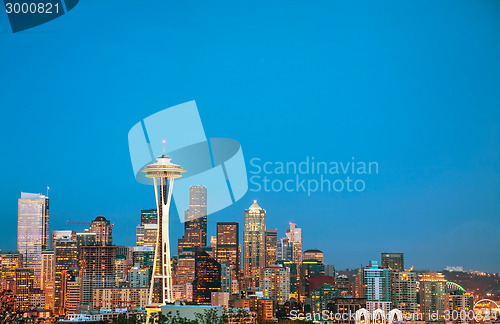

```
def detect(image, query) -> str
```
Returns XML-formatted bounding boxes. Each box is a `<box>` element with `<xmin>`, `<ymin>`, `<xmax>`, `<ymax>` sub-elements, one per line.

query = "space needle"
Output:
<box><xmin>142</xmin><ymin>140</ymin><xmax>185</xmax><ymax>319</ymax></box>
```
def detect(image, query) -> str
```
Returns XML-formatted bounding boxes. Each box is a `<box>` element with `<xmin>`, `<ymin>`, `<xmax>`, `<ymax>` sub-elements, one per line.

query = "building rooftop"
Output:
<box><xmin>20</xmin><ymin>192</ymin><xmax>48</xmax><ymax>199</ymax></box>
<box><xmin>248</xmin><ymin>200</ymin><xmax>262</xmax><ymax>210</ymax></box>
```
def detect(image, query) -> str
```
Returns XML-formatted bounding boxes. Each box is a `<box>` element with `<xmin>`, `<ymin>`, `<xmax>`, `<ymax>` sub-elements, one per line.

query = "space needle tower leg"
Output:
<box><xmin>142</xmin><ymin>145</ymin><xmax>185</xmax><ymax>324</ymax></box>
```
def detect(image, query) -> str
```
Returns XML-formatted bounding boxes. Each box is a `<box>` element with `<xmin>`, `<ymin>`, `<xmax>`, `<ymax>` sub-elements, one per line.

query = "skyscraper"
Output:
<box><xmin>215</xmin><ymin>222</ymin><xmax>240</xmax><ymax>271</ymax></box>
<box><xmin>53</xmin><ymin>238</ymin><xmax>78</xmax><ymax>315</ymax></box>
<box><xmin>381</xmin><ymin>253</ymin><xmax>404</xmax><ymax>271</ymax></box>
<box><xmin>76</xmin><ymin>230</ymin><xmax>96</xmax><ymax>255</ymax></box>
<box><xmin>141</xmin><ymin>209</ymin><xmax>158</xmax><ymax>225</ymax></box>
<box><xmin>89</xmin><ymin>216</ymin><xmax>113</xmax><ymax>246</ymax></box>
<box><xmin>141</xmin><ymin>153</ymin><xmax>185</xmax><ymax>307</ymax></box>
<box><xmin>63</xmin><ymin>269</ymin><xmax>81</xmax><ymax>315</ymax></box>
<box><xmin>448</xmin><ymin>292</ymin><xmax>474</xmax><ymax>324</ymax></box>
<box><xmin>80</xmin><ymin>245</ymin><xmax>117</xmax><ymax>307</ymax></box>
<box><xmin>0</xmin><ymin>251</ymin><xmax>23</xmax><ymax>292</ymax></box>
<box><xmin>178</xmin><ymin>186</ymin><xmax>208</xmax><ymax>253</ymax></box>
<box><xmin>390</xmin><ymin>269</ymin><xmax>417</xmax><ymax>315</ymax></box>
<box><xmin>220</xmin><ymin>264</ymin><xmax>233</xmax><ymax>293</ymax></box>
<box><xmin>362</xmin><ymin>261</ymin><xmax>391</xmax><ymax>314</ymax></box>
<box><xmin>17</xmin><ymin>192</ymin><xmax>49</xmax><ymax>288</ymax></box>
<box><xmin>243</xmin><ymin>200</ymin><xmax>266</xmax><ymax>279</ymax></box>
<box><xmin>277</xmin><ymin>237</ymin><xmax>293</xmax><ymax>262</ymax></box>
<box><xmin>185</xmin><ymin>186</ymin><xmax>208</xmax><ymax>245</ymax></box>
<box><xmin>51</xmin><ymin>230</ymin><xmax>76</xmax><ymax>249</ymax></box>
<box><xmin>137</xmin><ymin>209</ymin><xmax>158</xmax><ymax>248</ymax></box>
<box><xmin>136</xmin><ymin>224</ymin><xmax>158</xmax><ymax>248</ymax></box>
<box><xmin>265</xmin><ymin>229</ymin><xmax>277</xmax><ymax>266</ymax></box>
<box><xmin>15</xmin><ymin>268</ymin><xmax>34</xmax><ymax>311</ymax></box>
<box><xmin>285</xmin><ymin>222</ymin><xmax>302</xmax><ymax>264</ymax></box>
<box><xmin>192</xmin><ymin>247</ymin><xmax>221</xmax><ymax>304</ymax></box>
<box><xmin>304</xmin><ymin>249</ymin><xmax>324</xmax><ymax>263</ymax></box>
<box><xmin>276</xmin><ymin>223</ymin><xmax>303</xmax><ymax>264</ymax></box>
<box><xmin>41</xmin><ymin>249</ymin><xmax>55</xmax><ymax>310</ymax></box>
<box><xmin>420</xmin><ymin>272</ymin><xmax>447</xmax><ymax>322</ymax></box>
<box><xmin>260</xmin><ymin>265</ymin><xmax>290</xmax><ymax>304</ymax></box>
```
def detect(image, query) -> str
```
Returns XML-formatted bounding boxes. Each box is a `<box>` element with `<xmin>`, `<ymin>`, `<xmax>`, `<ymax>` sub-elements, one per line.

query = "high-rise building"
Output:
<box><xmin>41</xmin><ymin>249</ymin><xmax>55</xmax><ymax>310</ymax></box>
<box><xmin>62</xmin><ymin>268</ymin><xmax>80</xmax><ymax>314</ymax></box>
<box><xmin>277</xmin><ymin>237</ymin><xmax>293</xmax><ymax>262</ymax></box>
<box><xmin>420</xmin><ymin>271</ymin><xmax>447</xmax><ymax>322</ymax></box>
<box><xmin>136</xmin><ymin>224</ymin><xmax>158</xmax><ymax>248</ymax></box>
<box><xmin>136</xmin><ymin>225</ymin><xmax>145</xmax><ymax>246</ymax></box>
<box><xmin>178</xmin><ymin>186</ymin><xmax>208</xmax><ymax>253</ymax></box>
<box><xmin>448</xmin><ymin>292</ymin><xmax>474</xmax><ymax>324</ymax></box>
<box><xmin>17</xmin><ymin>192</ymin><xmax>49</xmax><ymax>288</ymax></box>
<box><xmin>285</xmin><ymin>223</ymin><xmax>302</xmax><ymax>264</ymax></box>
<box><xmin>243</xmin><ymin>200</ymin><xmax>266</xmax><ymax>279</ymax></box>
<box><xmin>193</xmin><ymin>247</ymin><xmax>221</xmax><ymax>305</ymax></box>
<box><xmin>276</xmin><ymin>223</ymin><xmax>303</xmax><ymax>264</ymax></box>
<box><xmin>41</xmin><ymin>250</ymin><xmax>55</xmax><ymax>290</ymax></box>
<box><xmin>265</xmin><ymin>229</ymin><xmax>277</xmax><ymax>266</ymax></box>
<box><xmin>328</xmin><ymin>297</ymin><xmax>367</xmax><ymax>324</ymax></box>
<box><xmin>141</xmin><ymin>209</ymin><xmax>158</xmax><ymax>225</ymax></box>
<box><xmin>89</xmin><ymin>216</ymin><xmax>113</xmax><ymax>246</ymax></box>
<box><xmin>174</xmin><ymin>250</ymin><xmax>196</xmax><ymax>286</ymax></box>
<box><xmin>93</xmin><ymin>287</ymin><xmax>149</xmax><ymax>310</ymax></box>
<box><xmin>220</xmin><ymin>264</ymin><xmax>234</xmax><ymax>294</ymax></box>
<box><xmin>260</xmin><ymin>265</ymin><xmax>290</xmax><ymax>305</ymax></box>
<box><xmin>299</xmin><ymin>259</ymin><xmax>329</xmax><ymax>299</ymax></box>
<box><xmin>29</xmin><ymin>288</ymin><xmax>45</xmax><ymax>308</ymax></box>
<box><xmin>304</xmin><ymin>249</ymin><xmax>324</xmax><ymax>263</ymax></box>
<box><xmin>185</xmin><ymin>186</ymin><xmax>208</xmax><ymax>244</ymax></box>
<box><xmin>361</xmin><ymin>261</ymin><xmax>392</xmax><ymax>314</ymax></box>
<box><xmin>362</xmin><ymin>261</ymin><xmax>391</xmax><ymax>302</ymax></box>
<box><xmin>310</xmin><ymin>283</ymin><xmax>341</xmax><ymax>313</ymax></box>
<box><xmin>277</xmin><ymin>260</ymin><xmax>299</xmax><ymax>299</ymax></box>
<box><xmin>51</xmin><ymin>230</ymin><xmax>76</xmax><ymax>249</ymax></box>
<box><xmin>390</xmin><ymin>269</ymin><xmax>417</xmax><ymax>315</ymax></box>
<box><xmin>15</xmin><ymin>268</ymin><xmax>34</xmax><ymax>311</ymax></box>
<box><xmin>115</xmin><ymin>255</ymin><xmax>130</xmax><ymax>284</ymax></box>
<box><xmin>0</xmin><ymin>251</ymin><xmax>23</xmax><ymax>292</ymax></box>
<box><xmin>76</xmin><ymin>230</ymin><xmax>96</xmax><ymax>256</ymax></box>
<box><xmin>381</xmin><ymin>253</ymin><xmax>404</xmax><ymax>271</ymax></box>
<box><xmin>63</xmin><ymin>275</ymin><xmax>81</xmax><ymax>315</ymax></box>
<box><xmin>336</xmin><ymin>274</ymin><xmax>350</xmax><ymax>296</ymax></box>
<box><xmin>53</xmin><ymin>238</ymin><xmax>78</xmax><ymax>315</ymax></box>
<box><xmin>211</xmin><ymin>292</ymin><xmax>230</xmax><ymax>310</ymax></box>
<box><xmin>132</xmin><ymin>246</ymin><xmax>155</xmax><ymax>273</ymax></box>
<box><xmin>129</xmin><ymin>267</ymin><xmax>150</xmax><ymax>288</ymax></box>
<box><xmin>141</xmin><ymin>153</ymin><xmax>185</xmax><ymax>306</ymax></box>
<box><xmin>80</xmin><ymin>245</ymin><xmax>116</xmax><ymax>306</ymax></box>
<box><xmin>215</xmin><ymin>222</ymin><xmax>240</xmax><ymax>271</ymax></box>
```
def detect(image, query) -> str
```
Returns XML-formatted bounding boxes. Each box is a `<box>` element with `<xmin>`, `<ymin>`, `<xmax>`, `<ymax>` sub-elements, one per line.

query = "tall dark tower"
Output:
<box><xmin>215</xmin><ymin>222</ymin><xmax>240</xmax><ymax>271</ymax></box>
<box><xmin>193</xmin><ymin>247</ymin><xmax>221</xmax><ymax>304</ymax></box>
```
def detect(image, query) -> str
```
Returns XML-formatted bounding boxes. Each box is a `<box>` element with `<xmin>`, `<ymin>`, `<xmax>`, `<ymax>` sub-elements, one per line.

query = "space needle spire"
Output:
<box><xmin>142</xmin><ymin>142</ymin><xmax>185</xmax><ymax>313</ymax></box>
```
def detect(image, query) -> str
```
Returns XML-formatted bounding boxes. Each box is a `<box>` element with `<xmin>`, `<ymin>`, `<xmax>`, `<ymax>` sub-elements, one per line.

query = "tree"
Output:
<box><xmin>195</xmin><ymin>308</ymin><xmax>225</xmax><ymax>324</ymax></box>
<box><xmin>0</xmin><ymin>290</ymin><xmax>18</xmax><ymax>323</ymax></box>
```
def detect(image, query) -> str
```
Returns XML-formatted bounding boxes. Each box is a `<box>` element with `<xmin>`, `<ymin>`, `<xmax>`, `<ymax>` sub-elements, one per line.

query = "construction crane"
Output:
<box><xmin>67</xmin><ymin>220</ymin><xmax>91</xmax><ymax>225</ymax></box>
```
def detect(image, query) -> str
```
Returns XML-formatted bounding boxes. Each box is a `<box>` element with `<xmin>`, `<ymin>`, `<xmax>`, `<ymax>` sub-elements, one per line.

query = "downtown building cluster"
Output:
<box><xmin>0</xmin><ymin>190</ymin><xmax>492</xmax><ymax>323</ymax></box>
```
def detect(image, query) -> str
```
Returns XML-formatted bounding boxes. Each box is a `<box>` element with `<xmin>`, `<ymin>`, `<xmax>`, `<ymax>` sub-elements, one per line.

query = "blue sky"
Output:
<box><xmin>1</xmin><ymin>0</ymin><xmax>499</xmax><ymax>272</ymax></box>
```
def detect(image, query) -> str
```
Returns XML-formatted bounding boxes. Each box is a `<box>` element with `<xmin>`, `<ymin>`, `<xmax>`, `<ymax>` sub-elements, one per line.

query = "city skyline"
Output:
<box><xmin>2</xmin><ymin>188</ymin><xmax>499</xmax><ymax>322</ymax></box>
<box><xmin>1</xmin><ymin>190</ymin><xmax>498</xmax><ymax>274</ymax></box>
